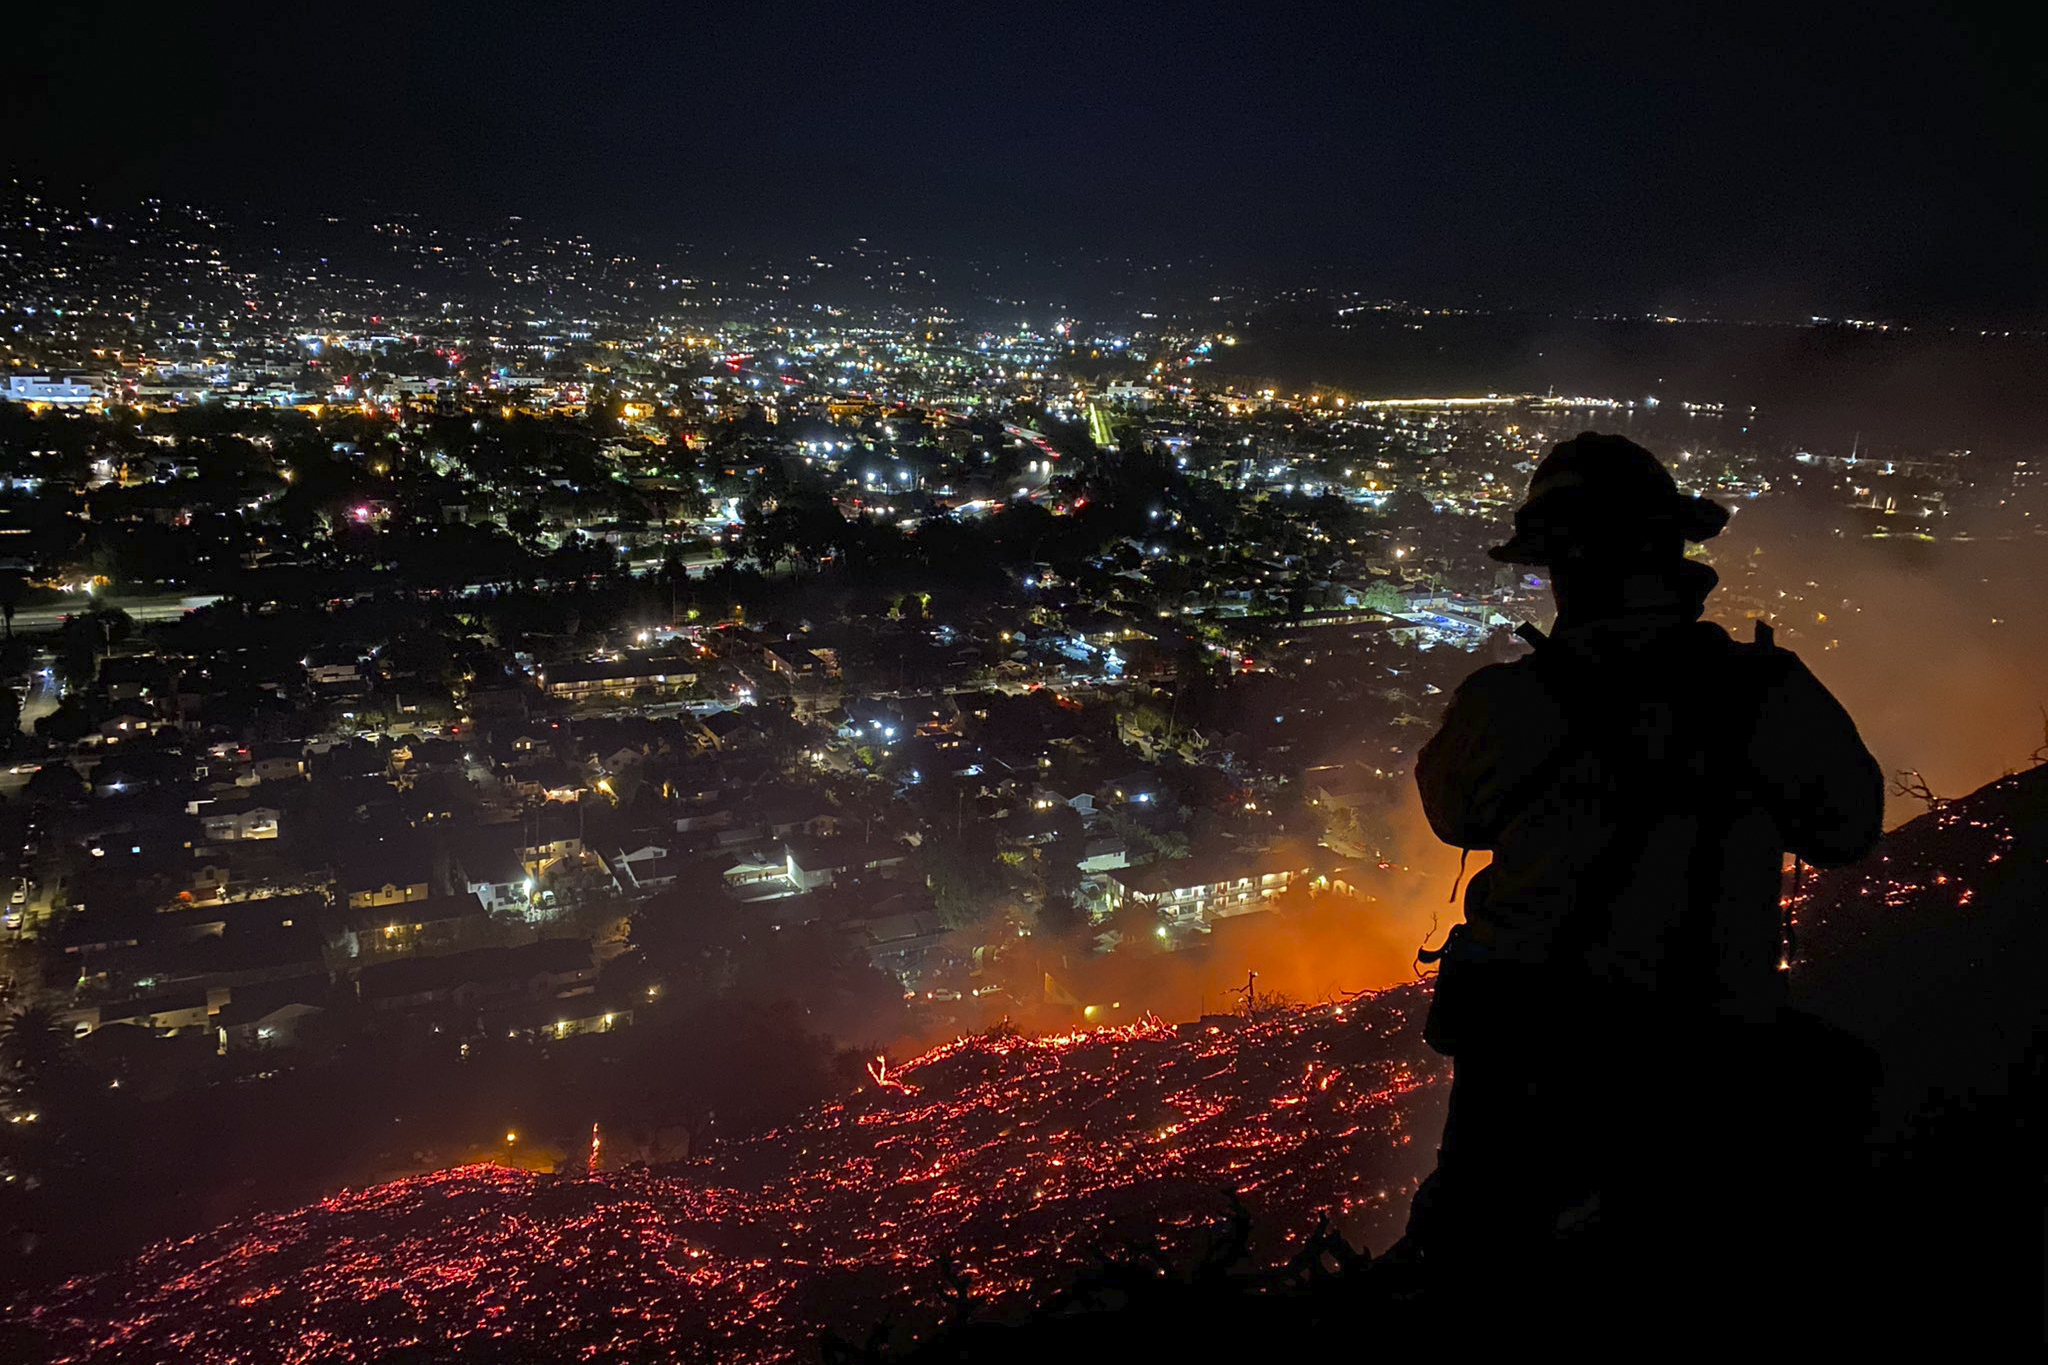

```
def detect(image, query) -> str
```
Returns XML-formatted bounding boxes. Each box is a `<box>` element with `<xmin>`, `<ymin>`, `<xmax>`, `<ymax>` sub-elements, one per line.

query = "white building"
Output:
<box><xmin>3</xmin><ymin>373</ymin><xmax>98</xmax><ymax>406</ymax></box>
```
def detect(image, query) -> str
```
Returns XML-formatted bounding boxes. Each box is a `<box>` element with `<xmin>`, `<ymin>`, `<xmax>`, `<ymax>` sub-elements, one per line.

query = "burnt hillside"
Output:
<box><xmin>13</xmin><ymin>767</ymin><xmax>2044</xmax><ymax>1362</ymax></box>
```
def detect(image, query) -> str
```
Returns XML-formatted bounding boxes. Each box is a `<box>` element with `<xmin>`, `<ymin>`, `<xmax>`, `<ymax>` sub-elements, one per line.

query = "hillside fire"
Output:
<box><xmin>23</xmin><ymin>992</ymin><xmax>1446</xmax><ymax>1364</ymax></box>
<box><xmin>18</xmin><ymin>765</ymin><xmax>2042</xmax><ymax>1363</ymax></box>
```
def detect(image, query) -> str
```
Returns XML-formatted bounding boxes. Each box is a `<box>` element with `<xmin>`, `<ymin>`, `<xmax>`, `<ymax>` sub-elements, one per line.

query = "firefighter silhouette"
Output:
<box><xmin>1401</xmin><ymin>433</ymin><xmax>1884</xmax><ymax>1302</ymax></box>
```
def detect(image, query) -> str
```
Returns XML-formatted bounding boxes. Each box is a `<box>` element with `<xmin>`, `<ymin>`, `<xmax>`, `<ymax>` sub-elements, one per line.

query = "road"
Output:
<box><xmin>16</xmin><ymin>664</ymin><xmax>57</xmax><ymax>735</ymax></box>
<box><xmin>9</xmin><ymin>593</ymin><xmax>223</xmax><ymax>634</ymax></box>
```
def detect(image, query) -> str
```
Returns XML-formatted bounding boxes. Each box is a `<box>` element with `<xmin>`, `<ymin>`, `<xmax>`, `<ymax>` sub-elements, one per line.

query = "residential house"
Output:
<box><xmin>338</xmin><ymin>891</ymin><xmax>500</xmax><ymax>963</ymax></box>
<box><xmin>535</xmin><ymin>655</ymin><xmax>698</xmax><ymax>702</ymax></box>
<box><xmin>72</xmin><ymin>988</ymin><xmax>212</xmax><ymax>1038</ymax></box>
<box><xmin>357</xmin><ymin>937</ymin><xmax>596</xmax><ymax>1014</ymax></box>
<box><xmin>478</xmin><ymin>994</ymin><xmax>633</xmax><ymax>1043</ymax></box>
<box><xmin>305</xmin><ymin>647</ymin><xmax>369</xmax><ymax>696</ymax></box>
<box><xmin>186</xmin><ymin>793</ymin><xmax>282</xmax><ymax>842</ymax></box>
<box><xmin>851</xmin><ymin>906</ymin><xmax>949</xmax><ymax>986</ymax></box>
<box><xmin>1103</xmin><ymin>849</ymin><xmax>1317</xmax><ymax>929</ymax></box>
<box><xmin>610</xmin><ymin>840</ymin><xmax>676</xmax><ymax>895</ymax></box>
<box><xmin>721</xmin><ymin>840</ymin><xmax>837</xmax><ymax>903</ymax></box>
<box><xmin>245</xmin><ymin>742</ymin><xmax>309</xmax><ymax>784</ymax></box>
<box><xmin>452</xmin><ymin>827</ymin><xmax>533</xmax><ymax>913</ymax></box>
<box><xmin>215</xmin><ymin>976</ymin><xmax>334</xmax><ymax>1053</ymax></box>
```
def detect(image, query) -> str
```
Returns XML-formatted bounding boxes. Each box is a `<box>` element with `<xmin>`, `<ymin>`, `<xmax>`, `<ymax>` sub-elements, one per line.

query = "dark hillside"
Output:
<box><xmin>1794</xmin><ymin>765</ymin><xmax>2047</xmax><ymax>1335</ymax></box>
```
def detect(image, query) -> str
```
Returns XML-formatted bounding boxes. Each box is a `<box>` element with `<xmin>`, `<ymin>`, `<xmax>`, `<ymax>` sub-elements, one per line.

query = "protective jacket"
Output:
<box><xmin>1417</xmin><ymin>601</ymin><xmax>1883</xmax><ymax>1017</ymax></box>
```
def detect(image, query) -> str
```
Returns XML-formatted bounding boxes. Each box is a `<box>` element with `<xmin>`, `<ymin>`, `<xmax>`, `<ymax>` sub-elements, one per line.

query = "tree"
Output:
<box><xmin>21</xmin><ymin>761</ymin><xmax>87</xmax><ymax>806</ymax></box>
<box><xmin>0</xmin><ymin>573</ymin><xmax>23</xmax><ymax>639</ymax></box>
<box><xmin>0</xmin><ymin>1003</ymin><xmax>75</xmax><ymax>1112</ymax></box>
<box><xmin>1380</xmin><ymin>488</ymin><xmax>1437</xmax><ymax>527</ymax></box>
<box><xmin>35</xmin><ymin>694</ymin><xmax>93</xmax><ymax>744</ymax></box>
<box><xmin>1035</xmin><ymin>826</ymin><xmax>1087</xmax><ymax>938</ymax></box>
<box><xmin>987</xmin><ymin>500</ymin><xmax>1056</xmax><ymax>564</ymax></box>
<box><xmin>1360</xmin><ymin>579</ymin><xmax>1409</xmax><ymax>615</ymax></box>
<box><xmin>926</xmin><ymin>827</ymin><xmax>1008</xmax><ymax>929</ymax></box>
<box><xmin>1889</xmin><ymin>769</ymin><xmax>1948</xmax><ymax>813</ymax></box>
<box><xmin>1109</xmin><ymin>899</ymin><xmax>1164</xmax><ymax>953</ymax></box>
<box><xmin>54</xmin><ymin>606</ymin><xmax>133</xmax><ymax>690</ymax></box>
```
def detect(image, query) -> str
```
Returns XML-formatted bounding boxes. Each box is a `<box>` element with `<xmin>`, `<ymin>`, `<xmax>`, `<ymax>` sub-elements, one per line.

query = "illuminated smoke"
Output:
<box><xmin>21</xmin><ymin>784</ymin><xmax>2023</xmax><ymax>1365</ymax></box>
<box><xmin>1703</xmin><ymin>490</ymin><xmax>2048</xmax><ymax>822</ymax></box>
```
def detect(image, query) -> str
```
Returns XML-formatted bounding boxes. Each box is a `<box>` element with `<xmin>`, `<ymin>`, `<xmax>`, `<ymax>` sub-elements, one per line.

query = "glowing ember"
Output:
<box><xmin>22</xmin><ymin>991</ymin><xmax>1446</xmax><ymax>1364</ymax></box>
<box><xmin>29</xmin><ymin>773</ymin><xmax>2022</xmax><ymax>1365</ymax></box>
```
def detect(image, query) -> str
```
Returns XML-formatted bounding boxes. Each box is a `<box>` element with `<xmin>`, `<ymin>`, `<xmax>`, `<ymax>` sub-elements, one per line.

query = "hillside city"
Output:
<box><xmin>0</xmin><ymin>175</ymin><xmax>2041</xmax><ymax>1278</ymax></box>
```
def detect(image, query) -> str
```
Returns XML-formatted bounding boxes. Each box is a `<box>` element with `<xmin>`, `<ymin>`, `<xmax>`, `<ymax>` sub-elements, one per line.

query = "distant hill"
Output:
<box><xmin>14</xmin><ymin>766</ymin><xmax>2043</xmax><ymax>1361</ymax></box>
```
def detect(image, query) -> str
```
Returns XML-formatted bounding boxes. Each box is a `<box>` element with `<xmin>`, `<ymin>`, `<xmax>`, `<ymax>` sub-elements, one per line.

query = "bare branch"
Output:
<box><xmin>1889</xmin><ymin>768</ymin><xmax>1947</xmax><ymax>812</ymax></box>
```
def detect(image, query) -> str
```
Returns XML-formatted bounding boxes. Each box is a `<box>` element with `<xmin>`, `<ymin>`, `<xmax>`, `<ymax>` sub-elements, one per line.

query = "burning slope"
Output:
<box><xmin>20</xmin><ymin>994</ymin><xmax>1446</xmax><ymax>1365</ymax></box>
<box><xmin>1791</xmin><ymin>764</ymin><xmax>2047</xmax><ymax>1137</ymax></box>
<box><xmin>20</xmin><ymin>765</ymin><xmax>2044</xmax><ymax>1364</ymax></box>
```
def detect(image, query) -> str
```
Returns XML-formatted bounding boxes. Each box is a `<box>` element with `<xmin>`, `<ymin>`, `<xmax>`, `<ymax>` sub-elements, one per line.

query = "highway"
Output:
<box><xmin>8</xmin><ymin>593</ymin><xmax>223</xmax><ymax>634</ymax></box>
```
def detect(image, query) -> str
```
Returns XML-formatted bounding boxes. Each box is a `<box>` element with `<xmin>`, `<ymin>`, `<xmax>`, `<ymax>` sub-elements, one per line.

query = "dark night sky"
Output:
<box><xmin>7</xmin><ymin>2</ymin><xmax>2042</xmax><ymax>319</ymax></box>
